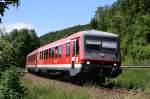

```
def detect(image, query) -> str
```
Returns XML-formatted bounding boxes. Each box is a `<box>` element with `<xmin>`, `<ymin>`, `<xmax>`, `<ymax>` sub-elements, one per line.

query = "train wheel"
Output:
<box><xmin>91</xmin><ymin>76</ymin><xmax>105</xmax><ymax>84</ymax></box>
<box><xmin>99</xmin><ymin>76</ymin><xmax>106</xmax><ymax>83</ymax></box>
<box><xmin>59</xmin><ymin>71</ymin><xmax>64</xmax><ymax>81</ymax></box>
<box><xmin>59</xmin><ymin>71</ymin><xmax>70</xmax><ymax>82</ymax></box>
<box><xmin>70</xmin><ymin>74</ymin><xmax>84</xmax><ymax>85</ymax></box>
<box><xmin>63</xmin><ymin>71</ymin><xmax>70</xmax><ymax>82</ymax></box>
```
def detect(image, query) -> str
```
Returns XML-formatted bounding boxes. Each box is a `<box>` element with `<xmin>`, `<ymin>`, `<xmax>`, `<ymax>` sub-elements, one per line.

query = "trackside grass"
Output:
<box><xmin>23</xmin><ymin>73</ymin><xmax>150</xmax><ymax>99</ymax></box>
<box><xmin>103</xmin><ymin>68</ymin><xmax>150</xmax><ymax>92</ymax></box>
<box><xmin>23</xmin><ymin>78</ymin><xmax>90</xmax><ymax>99</ymax></box>
<box><xmin>24</xmin><ymin>85</ymin><xmax>90</xmax><ymax>99</ymax></box>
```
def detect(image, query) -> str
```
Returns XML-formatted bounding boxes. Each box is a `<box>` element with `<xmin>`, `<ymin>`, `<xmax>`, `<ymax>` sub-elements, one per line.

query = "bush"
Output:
<box><xmin>129</xmin><ymin>46</ymin><xmax>150</xmax><ymax>65</ymax></box>
<box><xmin>0</xmin><ymin>38</ymin><xmax>16</xmax><ymax>68</ymax></box>
<box><xmin>0</xmin><ymin>67</ymin><xmax>27</xmax><ymax>99</ymax></box>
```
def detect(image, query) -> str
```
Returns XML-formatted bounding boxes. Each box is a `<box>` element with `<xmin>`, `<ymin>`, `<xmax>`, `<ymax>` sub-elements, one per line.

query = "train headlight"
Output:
<box><xmin>87</xmin><ymin>61</ymin><xmax>90</xmax><ymax>64</ymax></box>
<box><xmin>114</xmin><ymin>63</ymin><xmax>117</xmax><ymax>66</ymax></box>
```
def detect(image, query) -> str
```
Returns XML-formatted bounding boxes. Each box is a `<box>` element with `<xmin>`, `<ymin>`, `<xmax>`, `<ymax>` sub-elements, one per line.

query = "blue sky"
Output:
<box><xmin>0</xmin><ymin>0</ymin><xmax>117</xmax><ymax>36</ymax></box>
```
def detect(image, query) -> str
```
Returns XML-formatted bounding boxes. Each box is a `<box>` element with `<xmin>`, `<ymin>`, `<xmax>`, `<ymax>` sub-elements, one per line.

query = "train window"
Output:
<box><xmin>102</xmin><ymin>41</ymin><xmax>117</xmax><ymax>49</ymax></box>
<box><xmin>34</xmin><ymin>54</ymin><xmax>36</xmax><ymax>61</ymax></box>
<box><xmin>66</xmin><ymin>42</ymin><xmax>70</xmax><ymax>56</ymax></box>
<box><xmin>43</xmin><ymin>51</ymin><xmax>45</xmax><ymax>59</ymax></box>
<box><xmin>51</xmin><ymin>47</ymin><xmax>54</xmax><ymax>57</ymax></box>
<box><xmin>42</xmin><ymin>51</ymin><xmax>44</xmax><ymax>60</ymax></box>
<box><xmin>44</xmin><ymin>50</ymin><xmax>45</xmax><ymax>59</ymax></box>
<box><xmin>44</xmin><ymin>50</ymin><xmax>46</xmax><ymax>59</ymax></box>
<box><xmin>58</xmin><ymin>45</ymin><xmax>62</xmax><ymax>57</ymax></box>
<box><xmin>43</xmin><ymin>51</ymin><xmax>44</xmax><ymax>59</ymax></box>
<box><xmin>30</xmin><ymin>55</ymin><xmax>32</xmax><ymax>61</ymax></box>
<box><xmin>72</xmin><ymin>41</ymin><xmax>76</xmax><ymax>57</ymax></box>
<box><xmin>76</xmin><ymin>40</ymin><xmax>79</xmax><ymax>55</ymax></box>
<box><xmin>31</xmin><ymin>55</ymin><xmax>33</xmax><ymax>61</ymax></box>
<box><xmin>39</xmin><ymin>52</ymin><xmax>41</xmax><ymax>60</ymax></box>
<box><xmin>29</xmin><ymin>56</ymin><xmax>30</xmax><ymax>61</ymax></box>
<box><xmin>49</xmin><ymin>48</ymin><xmax>51</xmax><ymax>58</ymax></box>
<box><xmin>32</xmin><ymin>55</ymin><xmax>33</xmax><ymax>61</ymax></box>
<box><xmin>55</xmin><ymin>46</ymin><xmax>58</xmax><ymax>57</ymax></box>
<box><xmin>85</xmin><ymin>36</ymin><xmax>117</xmax><ymax>53</ymax></box>
<box><xmin>35</xmin><ymin>54</ymin><xmax>36</xmax><ymax>61</ymax></box>
<box><xmin>31</xmin><ymin>55</ymin><xmax>32</xmax><ymax>61</ymax></box>
<box><xmin>33</xmin><ymin>54</ymin><xmax>35</xmax><ymax>61</ymax></box>
<box><xmin>40</xmin><ymin>51</ymin><xmax>42</xmax><ymax>60</ymax></box>
<box><xmin>41</xmin><ymin>51</ymin><xmax>43</xmax><ymax>60</ymax></box>
<box><xmin>45</xmin><ymin>49</ymin><xmax>48</xmax><ymax>59</ymax></box>
<box><xmin>30</xmin><ymin>56</ymin><xmax>31</xmax><ymax>61</ymax></box>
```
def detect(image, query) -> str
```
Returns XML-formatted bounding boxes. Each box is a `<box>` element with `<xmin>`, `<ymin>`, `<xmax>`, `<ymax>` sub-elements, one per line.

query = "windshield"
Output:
<box><xmin>85</xmin><ymin>36</ymin><xmax>118</xmax><ymax>53</ymax></box>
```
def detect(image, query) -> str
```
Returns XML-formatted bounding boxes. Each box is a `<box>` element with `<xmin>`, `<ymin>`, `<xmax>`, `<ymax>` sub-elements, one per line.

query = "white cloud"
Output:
<box><xmin>0</xmin><ymin>22</ymin><xmax>35</xmax><ymax>32</ymax></box>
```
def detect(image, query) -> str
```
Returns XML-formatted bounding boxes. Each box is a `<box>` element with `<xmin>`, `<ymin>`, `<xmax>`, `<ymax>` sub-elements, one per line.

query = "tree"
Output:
<box><xmin>90</xmin><ymin>18</ymin><xmax>97</xmax><ymax>29</ymax></box>
<box><xmin>89</xmin><ymin>0</ymin><xmax>150</xmax><ymax>65</ymax></box>
<box><xmin>0</xmin><ymin>28</ymin><xmax>40</xmax><ymax>68</ymax></box>
<box><xmin>39</xmin><ymin>24</ymin><xmax>91</xmax><ymax>46</ymax></box>
<box><xmin>0</xmin><ymin>38</ymin><xmax>16</xmax><ymax>69</ymax></box>
<box><xmin>0</xmin><ymin>0</ymin><xmax>20</xmax><ymax>22</ymax></box>
<box><xmin>3</xmin><ymin>29</ymin><xmax>40</xmax><ymax>68</ymax></box>
<box><xmin>0</xmin><ymin>29</ymin><xmax>28</xmax><ymax>99</ymax></box>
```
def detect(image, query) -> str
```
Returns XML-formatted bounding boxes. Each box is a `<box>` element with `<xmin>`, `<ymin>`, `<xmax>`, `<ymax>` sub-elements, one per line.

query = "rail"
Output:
<box><xmin>121</xmin><ymin>66</ymin><xmax>150</xmax><ymax>68</ymax></box>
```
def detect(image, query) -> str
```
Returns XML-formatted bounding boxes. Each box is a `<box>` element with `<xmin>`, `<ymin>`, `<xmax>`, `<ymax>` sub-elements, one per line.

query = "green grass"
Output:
<box><xmin>22</xmin><ymin>71</ymin><xmax>150</xmax><ymax>99</ymax></box>
<box><xmin>25</xmin><ymin>85</ymin><xmax>90</xmax><ymax>99</ymax></box>
<box><xmin>24</xmin><ymin>81</ymin><xmax>90</xmax><ymax>99</ymax></box>
<box><xmin>103</xmin><ymin>68</ymin><xmax>150</xmax><ymax>92</ymax></box>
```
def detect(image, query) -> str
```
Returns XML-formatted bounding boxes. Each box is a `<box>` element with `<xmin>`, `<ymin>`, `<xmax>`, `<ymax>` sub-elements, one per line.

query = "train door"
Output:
<box><xmin>71</xmin><ymin>40</ymin><xmax>76</xmax><ymax>69</ymax></box>
<box><xmin>35</xmin><ymin>52</ymin><xmax>38</xmax><ymax>72</ymax></box>
<box><xmin>71</xmin><ymin>38</ymin><xmax>79</xmax><ymax>70</ymax></box>
<box><xmin>70</xmin><ymin>38</ymin><xmax>80</xmax><ymax>76</ymax></box>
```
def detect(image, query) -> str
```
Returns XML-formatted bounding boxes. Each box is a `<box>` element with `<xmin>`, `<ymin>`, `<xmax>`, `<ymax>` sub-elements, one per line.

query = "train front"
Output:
<box><xmin>81</xmin><ymin>31</ymin><xmax>122</xmax><ymax>80</ymax></box>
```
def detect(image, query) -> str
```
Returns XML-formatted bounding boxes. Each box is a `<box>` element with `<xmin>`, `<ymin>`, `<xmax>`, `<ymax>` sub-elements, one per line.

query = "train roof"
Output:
<box><xmin>81</xmin><ymin>30</ymin><xmax>118</xmax><ymax>37</ymax></box>
<box><xmin>27</xmin><ymin>49</ymin><xmax>37</xmax><ymax>57</ymax></box>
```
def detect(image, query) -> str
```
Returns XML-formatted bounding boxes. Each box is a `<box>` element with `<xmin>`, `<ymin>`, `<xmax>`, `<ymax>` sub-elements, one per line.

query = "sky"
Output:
<box><xmin>0</xmin><ymin>0</ymin><xmax>117</xmax><ymax>36</ymax></box>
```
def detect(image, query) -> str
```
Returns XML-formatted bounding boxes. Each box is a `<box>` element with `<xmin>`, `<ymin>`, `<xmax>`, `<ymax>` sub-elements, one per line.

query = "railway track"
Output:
<box><xmin>121</xmin><ymin>66</ymin><xmax>150</xmax><ymax>68</ymax></box>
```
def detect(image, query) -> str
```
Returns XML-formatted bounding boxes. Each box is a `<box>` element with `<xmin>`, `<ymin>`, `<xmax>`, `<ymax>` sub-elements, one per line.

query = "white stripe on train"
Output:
<box><xmin>26</xmin><ymin>64</ymin><xmax>82</xmax><ymax>76</ymax></box>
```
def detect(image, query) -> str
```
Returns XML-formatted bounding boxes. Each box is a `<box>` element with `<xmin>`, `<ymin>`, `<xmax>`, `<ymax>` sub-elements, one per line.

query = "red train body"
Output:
<box><xmin>26</xmin><ymin>30</ymin><xmax>122</xmax><ymax>82</ymax></box>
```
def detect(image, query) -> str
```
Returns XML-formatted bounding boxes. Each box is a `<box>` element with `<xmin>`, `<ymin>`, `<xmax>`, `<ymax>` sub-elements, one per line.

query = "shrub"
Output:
<box><xmin>0</xmin><ymin>67</ymin><xmax>27</xmax><ymax>99</ymax></box>
<box><xmin>0</xmin><ymin>38</ymin><xmax>16</xmax><ymax>69</ymax></box>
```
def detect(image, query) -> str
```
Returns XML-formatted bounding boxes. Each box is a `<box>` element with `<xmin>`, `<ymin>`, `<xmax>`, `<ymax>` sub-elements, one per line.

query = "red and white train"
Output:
<box><xmin>26</xmin><ymin>30</ymin><xmax>122</xmax><ymax>82</ymax></box>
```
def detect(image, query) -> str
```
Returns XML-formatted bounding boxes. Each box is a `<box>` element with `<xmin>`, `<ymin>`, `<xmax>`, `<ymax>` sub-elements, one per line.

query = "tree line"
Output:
<box><xmin>0</xmin><ymin>1</ymin><xmax>32</xmax><ymax>98</ymax></box>
<box><xmin>40</xmin><ymin>24</ymin><xmax>91</xmax><ymax>46</ymax></box>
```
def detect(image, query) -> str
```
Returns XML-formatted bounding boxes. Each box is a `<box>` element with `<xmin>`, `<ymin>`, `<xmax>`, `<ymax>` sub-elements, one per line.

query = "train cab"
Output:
<box><xmin>80</xmin><ymin>30</ymin><xmax>122</xmax><ymax>78</ymax></box>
